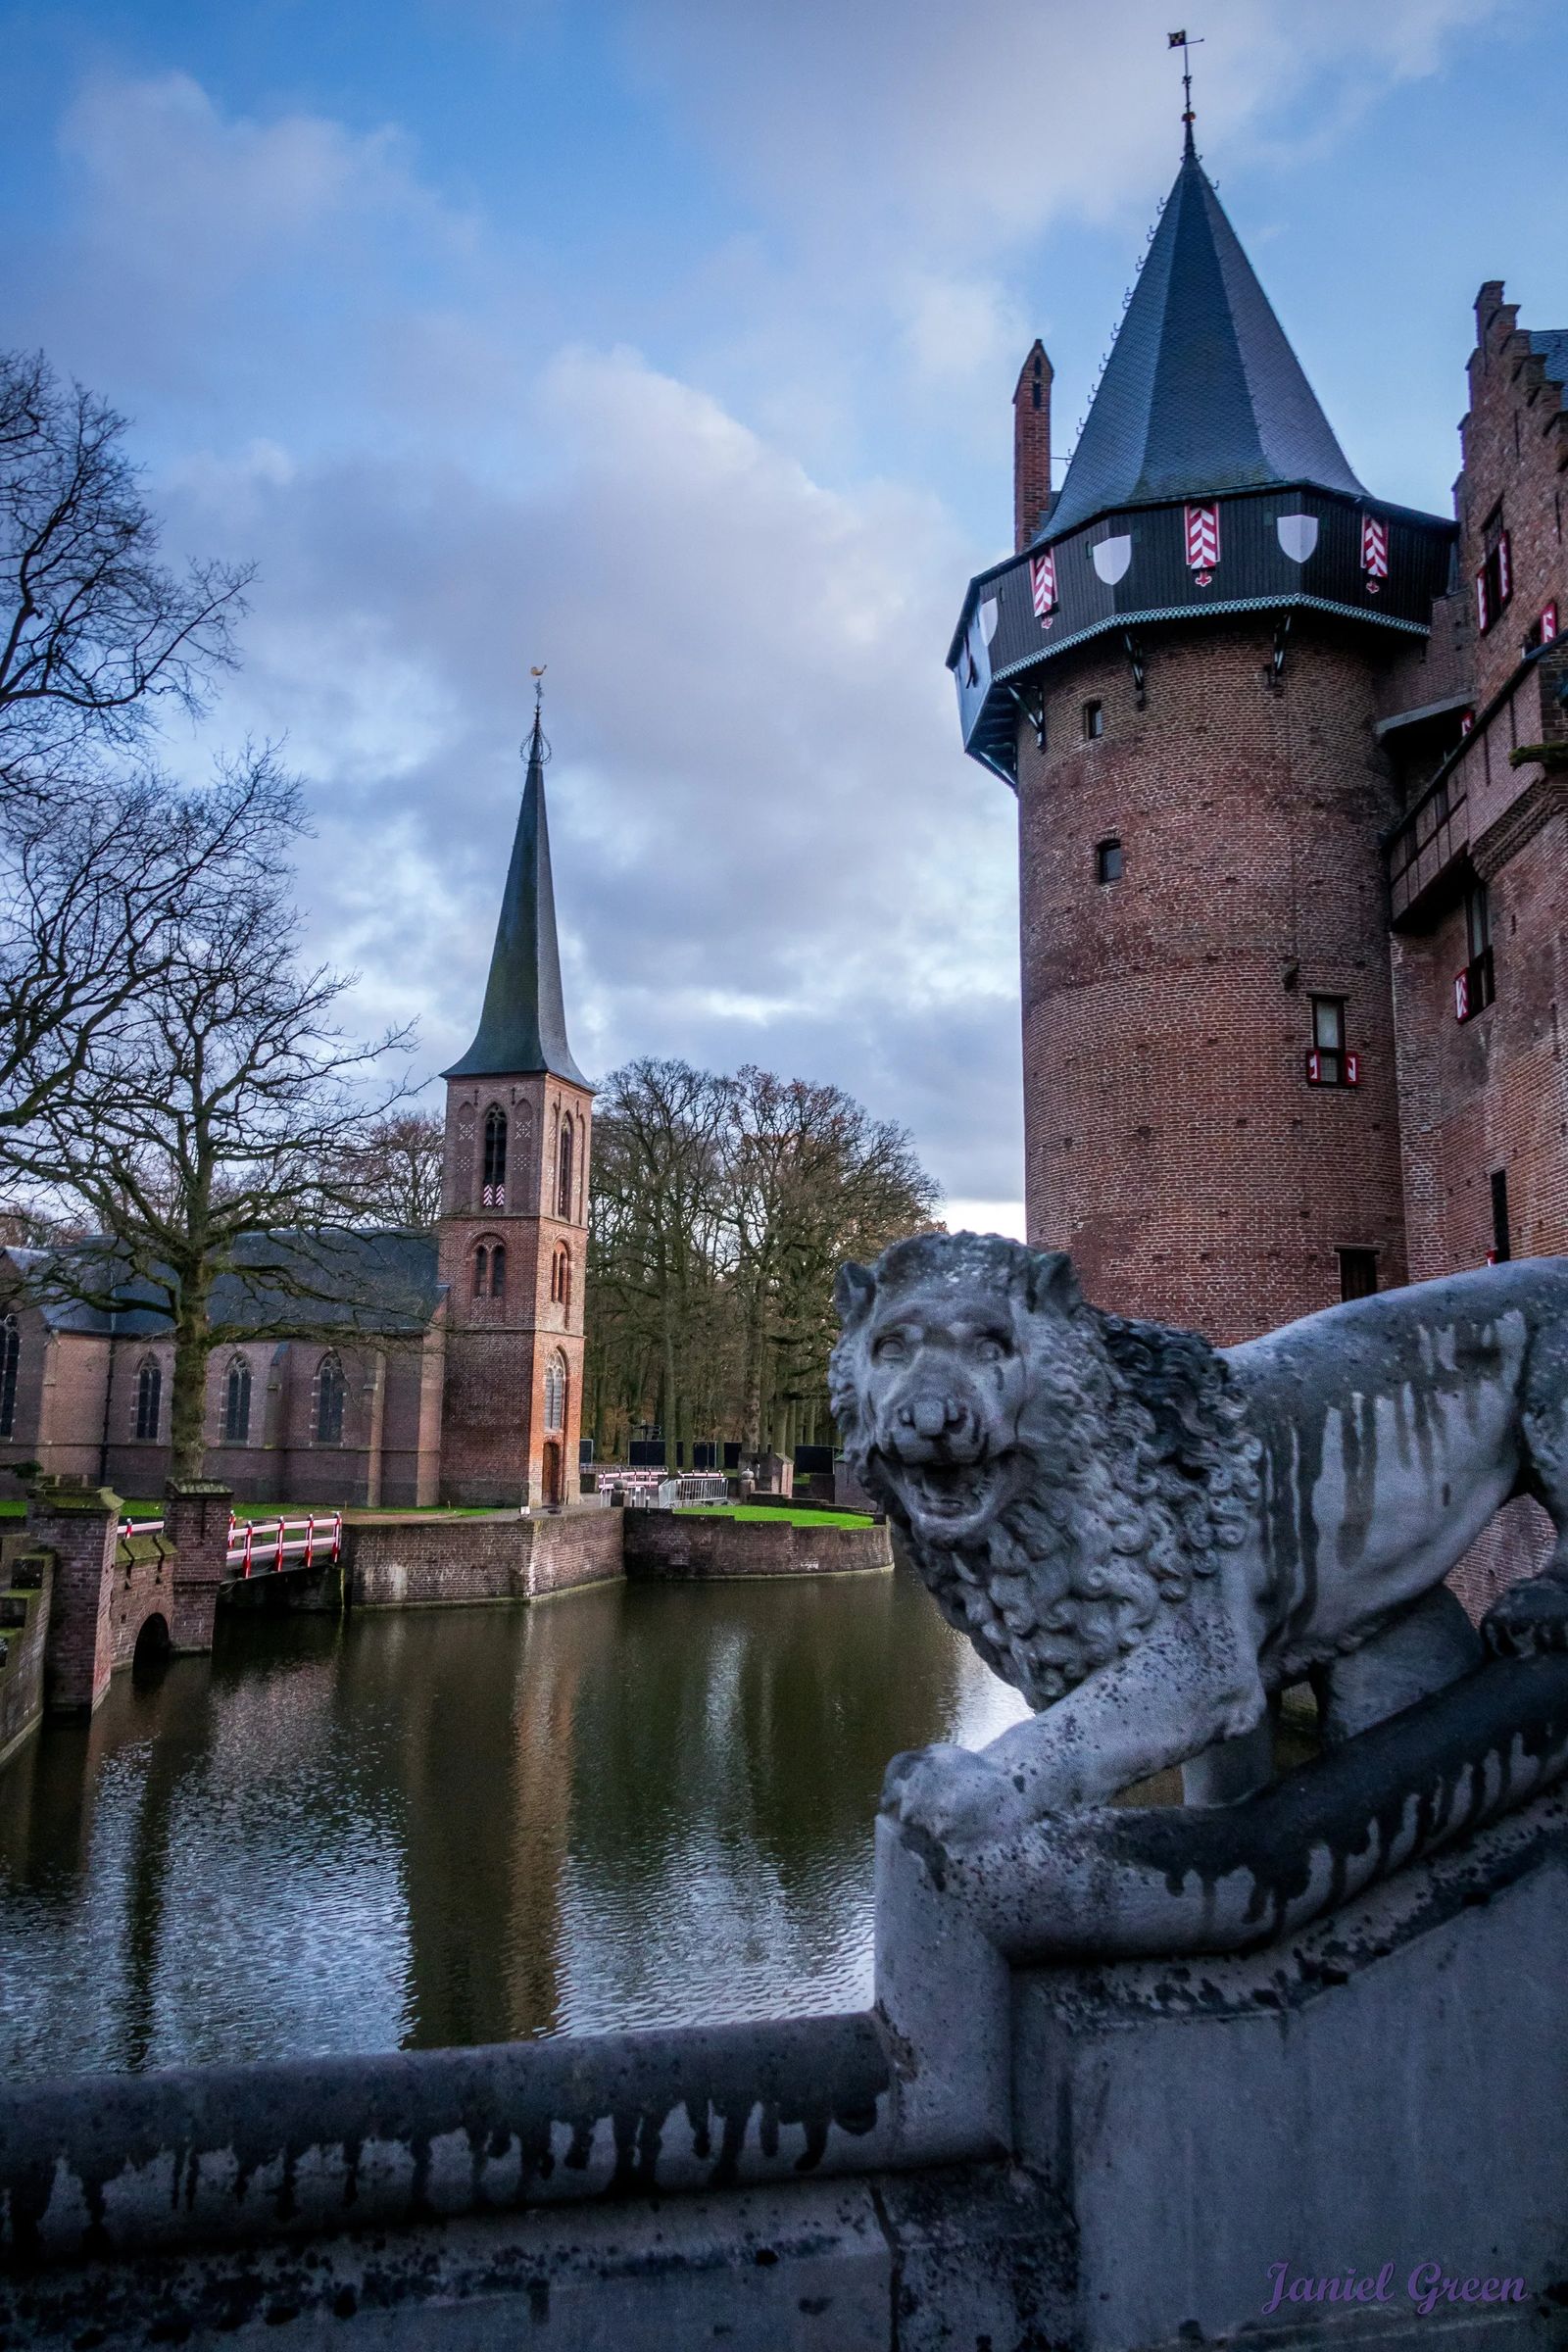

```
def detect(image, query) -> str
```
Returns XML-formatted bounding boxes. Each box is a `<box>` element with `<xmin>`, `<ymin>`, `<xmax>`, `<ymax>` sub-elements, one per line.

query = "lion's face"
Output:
<box><xmin>831</xmin><ymin>1235</ymin><xmax>1084</xmax><ymax>1549</ymax></box>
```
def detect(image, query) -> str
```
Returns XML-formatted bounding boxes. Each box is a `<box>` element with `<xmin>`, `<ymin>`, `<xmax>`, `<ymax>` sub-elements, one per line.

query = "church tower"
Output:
<box><xmin>437</xmin><ymin>696</ymin><xmax>591</xmax><ymax>1505</ymax></box>
<box><xmin>950</xmin><ymin>126</ymin><xmax>1455</xmax><ymax>1344</ymax></box>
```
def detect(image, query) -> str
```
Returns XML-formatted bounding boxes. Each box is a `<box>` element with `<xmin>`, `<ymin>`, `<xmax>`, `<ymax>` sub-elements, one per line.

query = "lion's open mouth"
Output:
<box><xmin>893</xmin><ymin>1456</ymin><xmax>1004</xmax><ymax>1531</ymax></box>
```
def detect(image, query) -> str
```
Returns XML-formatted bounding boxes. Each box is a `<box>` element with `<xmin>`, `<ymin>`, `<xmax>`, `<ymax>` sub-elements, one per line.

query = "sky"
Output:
<box><xmin>0</xmin><ymin>0</ymin><xmax>1560</xmax><ymax>1235</ymax></box>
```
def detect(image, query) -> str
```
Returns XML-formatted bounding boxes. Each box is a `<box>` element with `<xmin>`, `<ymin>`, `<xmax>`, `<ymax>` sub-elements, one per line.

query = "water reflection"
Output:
<box><xmin>0</xmin><ymin>1570</ymin><xmax>1027</xmax><ymax>2079</ymax></box>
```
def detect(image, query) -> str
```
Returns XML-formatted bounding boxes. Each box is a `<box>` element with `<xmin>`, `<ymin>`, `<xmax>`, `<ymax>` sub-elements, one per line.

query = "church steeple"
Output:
<box><xmin>443</xmin><ymin>696</ymin><xmax>589</xmax><ymax>1088</ymax></box>
<box><xmin>1040</xmin><ymin>137</ymin><xmax>1364</xmax><ymax>544</ymax></box>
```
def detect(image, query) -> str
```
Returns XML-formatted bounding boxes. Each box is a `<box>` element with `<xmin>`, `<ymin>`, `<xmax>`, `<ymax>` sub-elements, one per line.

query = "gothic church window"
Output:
<box><xmin>557</xmin><ymin>1119</ymin><xmax>574</xmax><ymax>1220</ymax></box>
<box><xmin>551</xmin><ymin>1244</ymin><xmax>570</xmax><ymax>1311</ymax></box>
<box><xmin>482</xmin><ymin>1106</ymin><xmax>508</xmax><ymax>1207</ymax></box>
<box><xmin>544</xmin><ymin>1352</ymin><xmax>567</xmax><ymax>1434</ymax></box>
<box><xmin>134</xmin><ymin>1356</ymin><xmax>162</xmax><ymax>1442</ymax></box>
<box><xmin>223</xmin><ymin>1356</ymin><xmax>252</xmax><ymax>1444</ymax></box>
<box><xmin>315</xmin><ymin>1353</ymin><xmax>346</xmax><ymax>1446</ymax></box>
<box><xmin>472</xmin><ymin>1244</ymin><xmax>489</xmax><ymax>1297</ymax></box>
<box><xmin>0</xmin><ymin>1312</ymin><xmax>18</xmax><ymax>1440</ymax></box>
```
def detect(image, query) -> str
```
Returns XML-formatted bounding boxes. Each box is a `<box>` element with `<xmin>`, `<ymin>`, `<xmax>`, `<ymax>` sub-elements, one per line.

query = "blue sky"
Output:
<box><xmin>0</xmin><ymin>0</ymin><xmax>1559</xmax><ymax>1228</ymax></box>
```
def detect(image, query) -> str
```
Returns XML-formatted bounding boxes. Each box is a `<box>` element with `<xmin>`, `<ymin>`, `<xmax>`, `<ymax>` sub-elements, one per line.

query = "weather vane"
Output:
<box><xmin>1167</xmin><ymin>28</ymin><xmax>1202</xmax><ymax>131</ymax></box>
<box><xmin>525</xmin><ymin>663</ymin><xmax>551</xmax><ymax>764</ymax></box>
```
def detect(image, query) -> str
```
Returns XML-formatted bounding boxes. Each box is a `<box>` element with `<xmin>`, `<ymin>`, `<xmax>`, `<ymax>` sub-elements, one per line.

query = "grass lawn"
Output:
<box><xmin>673</xmin><ymin>1504</ymin><xmax>875</xmax><ymax>1528</ymax></box>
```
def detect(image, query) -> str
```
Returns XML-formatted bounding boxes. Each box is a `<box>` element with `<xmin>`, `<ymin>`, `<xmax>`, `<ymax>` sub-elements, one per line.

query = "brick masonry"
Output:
<box><xmin>344</xmin><ymin>1507</ymin><xmax>623</xmax><ymax>1609</ymax></box>
<box><xmin>437</xmin><ymin>1072</ymin><xmax>591</xmax><ymax>1508</ymax></box>
<box><xmin>0</xmin><ymin>1544</ymin><xmax>52</xmax><ymax>1768</ymax></box>
<box><xmin>622</xmin><ymin>1512</ymin><xmax>893</xmax><ymax>1581</ymax></box>
<box><xmin>1018</xmin><ymin>619</ymin><xmax>1412</xmax><ymax>1344</ymax></box>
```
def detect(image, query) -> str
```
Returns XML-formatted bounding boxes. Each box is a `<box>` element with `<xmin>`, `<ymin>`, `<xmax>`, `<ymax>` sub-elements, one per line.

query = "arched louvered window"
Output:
<box><xmin>489</xmin><ymin>1242</ymin><xmax>506</xmax><ymax>1298</ymax></box>
<box><xmin>223</xmin><ymin>1356</ymin><xmax>252</xmax><ymax>1444</ymax></box>
<box><xmin>315</xmin><ymin>1353</ymin><xmax>346</xmax><ymax>1446</ymax></box>
<box><xmin>543</xmin><ymin>1352</ymin><xmax>567</xmax><ymax>1434</ymax></box>
<box><xmin>0</xmin><ymin>1312</ymin><xmax>18</xmax><ymax>1440</ymax></box>
<box><xmin>134</xmin><ymin>1355</ymin><xmax>162</xmax><ymax>1442</ymax></box>
<box><xmin>557</xmin><ymin>1118</ymin><xmax>574</xmax><ymax>1221</ymax></box>
<box><xmin>482</xmin><ymin>1106</ymin><xmax>508</xmax><ymax>1207</ymax></box>
<box><xmin>472</xmin><ymin>1244</ymin><xmax>489</xmax><ymax>1297</ymax></box>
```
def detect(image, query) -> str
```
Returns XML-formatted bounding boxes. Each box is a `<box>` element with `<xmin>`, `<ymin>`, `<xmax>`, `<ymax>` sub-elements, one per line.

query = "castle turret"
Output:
<box><xmin>437</xmin><ymin>698</ymin><xmax>591</xmax><ymax>1504</ymax></box>
<box><xmin>952</xmin><ymin>132</ymin><xmax>1456</xmax><ymax>1342</ymax></box>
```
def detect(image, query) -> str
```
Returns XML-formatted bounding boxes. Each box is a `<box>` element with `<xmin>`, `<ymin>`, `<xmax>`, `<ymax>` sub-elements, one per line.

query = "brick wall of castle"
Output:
<box><xmin>1018</xmin><ymin>619</ymin><xmax>1412</xmax><ymax>1343</ymax></box>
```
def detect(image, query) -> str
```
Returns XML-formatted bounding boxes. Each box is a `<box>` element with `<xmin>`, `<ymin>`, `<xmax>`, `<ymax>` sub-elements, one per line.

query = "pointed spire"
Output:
<box><xmin>442</xmin><ymin>687</ymin><xmax>590</xmax><ymax>1088</ymax></box>
<box><xmin>1038</xmin><ymin>137</ymin><xmax>1364</xmax><ymax>544</ymax></box>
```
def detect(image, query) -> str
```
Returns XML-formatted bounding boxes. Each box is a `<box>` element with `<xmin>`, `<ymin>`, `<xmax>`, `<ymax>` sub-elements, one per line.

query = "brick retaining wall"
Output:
<box><xmin>624</xmin><ymin>1513</ymin><xmax>892</xmax><ymax>1581</ymax></box>
<box><xmin>0</xmin><ymin>1548</ymin><xmax>51</xmax><ymax>1768</ymax></box>
<box><xmin>343</xmin><ymin>1508</ymin><xmax>624</xmax><ymax>1608</ymax></box>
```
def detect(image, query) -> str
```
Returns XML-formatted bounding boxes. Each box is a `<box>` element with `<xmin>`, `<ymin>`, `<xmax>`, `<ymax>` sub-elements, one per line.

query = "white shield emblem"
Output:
<box><xmin>978</xmin><ymin>597</ymin><xmax>1000</xmax><ymax>646</ymax></box>
<box><xmin>1277</xmin><ymin>513</ymin><xmax>1318</xmax><ymax>564</ymax></box>
<box><xmin>1092</xmin><ymin>534</ymin><xmax>1132</xmax><ymax>586</ymax></box>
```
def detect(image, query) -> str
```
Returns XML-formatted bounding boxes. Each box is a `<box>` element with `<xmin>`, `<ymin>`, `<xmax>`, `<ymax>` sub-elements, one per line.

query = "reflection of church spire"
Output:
<box><xmin>442</xmin><ymin>678</ymin><xmax>588</xmax><ymax>1086</ymax></box>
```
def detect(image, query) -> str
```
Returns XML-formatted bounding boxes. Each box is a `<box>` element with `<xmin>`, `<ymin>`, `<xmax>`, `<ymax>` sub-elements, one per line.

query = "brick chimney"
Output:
<box><xmin>1013</xmin><ymin>340</ymin><xmax>1054</xmax><ymax>553</ymax></box>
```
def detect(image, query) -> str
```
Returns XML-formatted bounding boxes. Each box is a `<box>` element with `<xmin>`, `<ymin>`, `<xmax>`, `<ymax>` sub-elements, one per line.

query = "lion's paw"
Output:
<box><xmin>882</xmin><ymin>1742</ymin><xmax>1034</xmax><ymax>1850</ymax></box>
<box><xmin>1482</xmin><ymin>1574</ymin><xmax>1568</xmax><ymax>1659</ymax></box>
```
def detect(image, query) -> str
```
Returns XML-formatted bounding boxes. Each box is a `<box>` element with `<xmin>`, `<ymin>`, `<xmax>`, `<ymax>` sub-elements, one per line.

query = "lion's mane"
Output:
<box><xmin>830</xmin><ymin>1237</ymin><xmax>1263</xmax><ymax>1707</ymax></box>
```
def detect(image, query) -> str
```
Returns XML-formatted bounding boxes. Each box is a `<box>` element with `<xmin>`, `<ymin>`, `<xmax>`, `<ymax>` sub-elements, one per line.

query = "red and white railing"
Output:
<box><xmin>115</xmin><ymin>1510</ymin><xmax>343</xmax><ymax>1577</ymax></box>
<box><xmin>226</xmin><ymin>1513</ymin><xmax>342</xmax><ymax>1578</ymax></box>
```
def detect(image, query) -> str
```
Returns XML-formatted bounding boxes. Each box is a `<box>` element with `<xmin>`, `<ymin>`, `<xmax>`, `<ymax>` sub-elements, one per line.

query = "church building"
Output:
<box><xmin>0</xmin><ymin>704</ymin><xmax>591</xmax><ymax>1511</ymax></box>
<box><xmin>951</xmin><ymin>121</ymin><xmax>1567</xmax><ymax>1355</ymax></box>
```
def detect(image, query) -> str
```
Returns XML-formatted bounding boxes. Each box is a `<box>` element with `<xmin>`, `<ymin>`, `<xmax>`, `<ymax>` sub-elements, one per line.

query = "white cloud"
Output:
<box><xmin>622</xmin><ymin>0</ymin><xmax>1515</xmax><ymax>254</ymax></box>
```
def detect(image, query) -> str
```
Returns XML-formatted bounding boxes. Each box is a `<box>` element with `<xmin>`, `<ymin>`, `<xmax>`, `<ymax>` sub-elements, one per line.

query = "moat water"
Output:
<box><xmin>0</xmin><ymin>1569</ymin><xmax>1028</xmax><ymax>2081</ymax></box>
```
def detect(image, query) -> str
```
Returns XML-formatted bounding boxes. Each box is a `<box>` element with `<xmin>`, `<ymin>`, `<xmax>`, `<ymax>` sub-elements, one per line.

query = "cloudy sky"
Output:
<box><xmin>1</xmin><ymin>0</ymin><xmax>1558</xmax><ymax>1232</ymax></box>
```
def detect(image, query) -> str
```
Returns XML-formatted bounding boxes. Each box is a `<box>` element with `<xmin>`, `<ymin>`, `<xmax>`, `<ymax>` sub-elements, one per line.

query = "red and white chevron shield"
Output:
<box><xmin>1029</xmin><ymin>551</ymin><xmax>1057</xmax><ymax>620</ymax></box>
<box><xmin>1361</xmin><ymin>515</ymin><xmax>1390</xmax><ymax>580</ymax></box>
<box><xmin>1185</xmin><ymin>503</ymin><xmax>1219</xmax><ymax>572</ymax></box>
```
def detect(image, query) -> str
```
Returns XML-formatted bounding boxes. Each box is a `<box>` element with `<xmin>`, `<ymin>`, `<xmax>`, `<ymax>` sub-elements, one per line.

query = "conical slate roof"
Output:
<box><xmin>1040</xmin><ymin>131</ymin><xmax>1364</xmax><ymax>543</ymax></box>
<box><xmin>442</xmin><ymin>711</ymin><xmax>589</xmax><ymax>1088</ymax></box>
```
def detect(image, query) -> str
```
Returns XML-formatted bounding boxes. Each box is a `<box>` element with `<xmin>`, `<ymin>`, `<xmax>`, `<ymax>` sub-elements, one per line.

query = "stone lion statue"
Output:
<box><xmin>829</xmin><ymin>1233</ymin><xmax>1568</xmax><ymax>1847</ymax></box>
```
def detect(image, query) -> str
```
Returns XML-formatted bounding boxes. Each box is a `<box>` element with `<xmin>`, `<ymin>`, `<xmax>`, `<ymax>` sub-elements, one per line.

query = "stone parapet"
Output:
<box><xmin>29</xmin><ymin>1479</ymin><xmax>120</xmax><ymax>1716</ymax></box>
<box><xmin>623</xmin><ymin>1509</ymin><xmax>891</xmax><ymax>1581</ymax></box>
<box><xmin>163</xmin><ymin>1481</ymin><xmax>233</xmax><ymax>1654</ymax></box>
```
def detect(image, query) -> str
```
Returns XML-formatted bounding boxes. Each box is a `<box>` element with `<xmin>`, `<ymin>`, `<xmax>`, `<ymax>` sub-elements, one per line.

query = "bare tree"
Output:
<box><xmin>584</xmin><ymin>1058</ymin><xmax>940</xmax><ymax>1463</ymax></box>
<box><xmin>0</xmin><ymin>747</ymin><xmax>301</xmax><ymax>1149</ymax></box>
<box><xmin>0</xmin><ymin>349</ymin><xmax>251</xmax><ymax>776</ymax></box>
<box><xmin>26</xmin><ymin>788</ymin><xmax>415</xmax><ymax>1479</ymax></box>
<box><xmin>337</xmin><ymin>1110</ymin><xmax>447</xmax><ymax>1232</ymax></box>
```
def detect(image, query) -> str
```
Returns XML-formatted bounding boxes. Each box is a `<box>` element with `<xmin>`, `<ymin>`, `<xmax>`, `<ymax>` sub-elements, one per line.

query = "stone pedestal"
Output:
<box><xmin>30</xmin><ymin>1479</ymin><xmax>120</xmax><ymax>1716</ymax></box>
<box><xmin>164</xmin><ymin>1480</ymin><xmax>233</xmax><ymax>1654</ymax></box>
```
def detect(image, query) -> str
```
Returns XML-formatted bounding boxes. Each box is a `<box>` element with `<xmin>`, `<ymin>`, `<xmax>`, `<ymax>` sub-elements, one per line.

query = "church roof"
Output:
<box><xmin>6</xmin><ymin>1231</ymin><xmax>442</xmax><ymax>1338</ymax></box>
<box><xmin>1040</xmin><ymin>131</ymin><xmax>1365</xmax><ymax>543</ymax></box>
<box><xmin>442</xmin><ymin>710</ymin><xmax>590</xmax><ymax>1088</ymax></box>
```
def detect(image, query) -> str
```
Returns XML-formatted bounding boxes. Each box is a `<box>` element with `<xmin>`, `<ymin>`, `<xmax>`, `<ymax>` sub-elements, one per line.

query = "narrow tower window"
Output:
<box><xmin>223</xmin><ymin>1356</ymin><xmax>252</xmax><ymax>1444</ymax></box>
<box><xmin>552</xmin><ymin>1244</ymin><xmax>571</xmax><ymax>1310</ymax></box>
<box><xmin>472</xmin><ymin>1244</ymin><xmax>489</xmax><ymax>1297</ymax></box>
<box><xmin>1083</xmin><ymin>700</ymin><xmax>1104</xmax><ymax>742</ymax></box>
<box><xmin>489</xmin><ymin>1243</ymin><xmax>506</xmax><ymax>1299</ymax></box>
<box><xmin>1096</xmin><ymin>838</ymin><xmax>1123</xmax><ymax>884</ymax></box>
<box><xmin>1490</xmin><ymin>1169</ymin><xmax>1511</xmax><ymax>1264</ymax></box>
<box><xmin>315</xmin><ymin>1353</ymin><xmax>346</xmax><ymax>1446</ymax></box>
<box><xmin>134</xmin><ymin>1356</ymin><xmax>162</xmax><ymax>1442</ymax></box>
<box><xmin>1338</xmin><ymin>1250</ymin><xmax>1378</xmax><ymax>1302</ymax></box>
<box><xmin>0</xmin><ymin>1311</ymin><xmax>18</xmax><ymax>1440</ymax></box>
<box><xmin>1457</xmin><ymin>880</ymin><xmax>1495</xmax><ymax>1021</ymax></box>
<box><xmin>557</xmin><ymin>1119</ymin><xmax>574</xmax><ymax>1221</ymax></box>
<box><xmin>544</xmin><ymin>1352</ymin><xmax>567</xmax><ymax>1434</ymax></box>
<box><xmin>1305</xmin><ymin>997</ymin><xmax>1357</xmax><ymax>1088</ymax></box>
<box><xmin>482</xmin><ymin>1106</ymin><xmax>508</xmax><ymax>1207</ymax></box>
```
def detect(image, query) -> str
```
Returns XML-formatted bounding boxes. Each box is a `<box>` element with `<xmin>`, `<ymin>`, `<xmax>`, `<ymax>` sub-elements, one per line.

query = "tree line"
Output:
<box><xmin>583</xmin><ymin>1058</ymin><xmax>939</xmax><ymax>1464</ymax></box>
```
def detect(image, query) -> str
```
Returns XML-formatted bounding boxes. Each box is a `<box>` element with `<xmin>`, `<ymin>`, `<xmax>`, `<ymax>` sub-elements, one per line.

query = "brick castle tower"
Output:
<box><xmin>951</xmin><ymin>124</ymin><xmax>1455</xmax><ymax>1343</ymax></box>
<box><xmin>437</xmin><ymin>696</ymin><xmax>591</xmax><ymax>1504</ymax></box>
